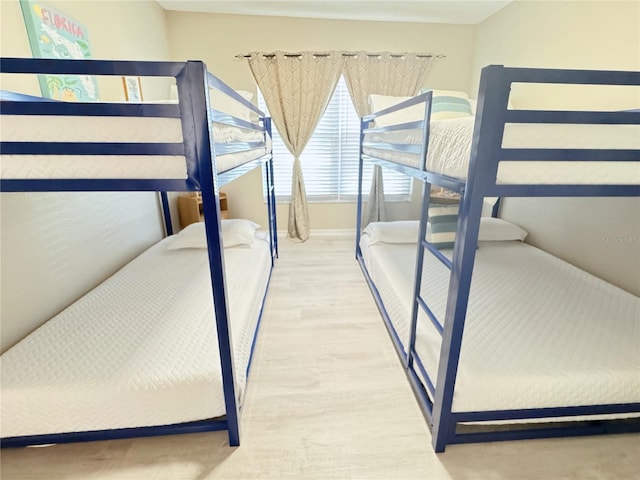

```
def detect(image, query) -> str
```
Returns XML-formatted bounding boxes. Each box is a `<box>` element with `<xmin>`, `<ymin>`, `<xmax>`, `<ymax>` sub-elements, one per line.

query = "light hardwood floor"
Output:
<box><xmin>2</xmin><ymin>235</ymin><xmax>639</xmax><ymax>480</ymax></box>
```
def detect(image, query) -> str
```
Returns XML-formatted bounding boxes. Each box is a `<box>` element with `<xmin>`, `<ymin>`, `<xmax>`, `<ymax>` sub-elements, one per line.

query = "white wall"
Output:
<box><xmin>3</xmin><ymin>1</ymin><xmax>637</xmax><ymax>351</ymax></box>
<box><xmin>0</xmin><ymin>0</ymin><xmax>172</xmax><ymax>352</ymax></box>
<box><xmin>472</xmin><ymin>0</ymin><xmax>640</xmax><ymax>107</ymax></box>
<box><xmin>164</xmin><ymin>11</ymin><xmax>477</xmax><ymax>231</ymax></box>
<box><xmin>472</xmin><ymin>0</ymin><xmax>640</xmax><ymax>295</ymax></box>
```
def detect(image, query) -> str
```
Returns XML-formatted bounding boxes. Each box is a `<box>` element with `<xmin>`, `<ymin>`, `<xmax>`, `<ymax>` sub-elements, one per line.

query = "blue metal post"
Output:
<box><xmin>355</xmin><ymin>118</ymin><xmax>366</xmax><ymax>258</ymax></box>
<box><xmin>264</xmin><ymin>117</ymin><xmax>278</xmax><ymax>260</ymax></box>
<box><xmin>491</xmin><ymin>197</ymin><xmax>502</xmax><ymax>218</ymax></box>
<box><xmin>160</xmin><ymin>192</ymin><xmax>173</xmax><ymax>236</ymax></box>
<box><xmin>406</xmin><ymin>181</ymin><xmax>432</xmax><ymax>368</ymax></box>
<box><xmin>407</xmin><ymin>92</ymin><xmax>433</xmax><ymax>367</ymax></box>
<box><xmin>431</xmin><ymin>65</ymin><xmax>511</xmax><ymax>452</ymax></box>
<box><xmin>180</xmin><ymin>61</ymin><xmax>240</xmax><ymax>447</ymax></box>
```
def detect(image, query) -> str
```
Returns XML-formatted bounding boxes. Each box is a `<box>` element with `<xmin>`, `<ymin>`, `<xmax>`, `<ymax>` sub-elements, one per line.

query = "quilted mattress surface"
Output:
<box><xmin>363</xmin><ymin>117</ymin><xmax>640</xmax><ymax>185</ymax></box>
<box><xmin>1</xmin><ymin>115</ymin><xmax>268</xmax><ymax>178</ymax></box>
<box><xmin>1</xmin><ymin>233</ymin><xmax>271</xmax><ymax>437</ymax></box>
<box><xmin>360</xmin><ymin>235</ymin><xmax>640</xmax><ymax>415</ymax></box>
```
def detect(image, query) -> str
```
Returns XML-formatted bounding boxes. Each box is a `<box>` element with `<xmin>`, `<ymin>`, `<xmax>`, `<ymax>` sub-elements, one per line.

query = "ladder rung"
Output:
<box><xmin>412</xmin><ymin>350</ymin><xmax>436</xmax><ymax>397</ymax></box>
<box><xmin>417</xmin><ymin>296</ymin><xmax>444</xmax><ymax>335</ymax></box>
<box><xmin>421</xmin><ymin>239</ymin><xmax>453</xmax><ymax>270</ymax></box>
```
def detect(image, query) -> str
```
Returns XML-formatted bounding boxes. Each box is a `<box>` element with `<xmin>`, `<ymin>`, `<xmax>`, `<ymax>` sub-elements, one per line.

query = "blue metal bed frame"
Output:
<box><xmin>355</xmin><ymin>65</ymin><xmax>640</xmax><ymax>452</ymax></box>
<box><xmin>0</xmin><ymin>57</ymin><xmax>278</xmax><ymax>448</ymax></box>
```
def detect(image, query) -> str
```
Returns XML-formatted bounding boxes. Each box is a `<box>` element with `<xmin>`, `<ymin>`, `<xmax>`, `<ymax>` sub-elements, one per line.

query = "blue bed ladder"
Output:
<box><xmin>406</xmin><ymin>182</ymin><xmax>446</xmax><ymax>389</ymax></box>
<box><xmin>404</xmin><ymin>176</ymin><xmax>466</xmax><ymax>414</ymax></box>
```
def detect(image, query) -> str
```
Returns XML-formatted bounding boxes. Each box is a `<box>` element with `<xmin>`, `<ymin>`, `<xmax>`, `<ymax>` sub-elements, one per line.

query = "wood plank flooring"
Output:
<box><xmin>2</xmin><ymin>235</ymin><xmax>639</xmax><ymax>479</ymax></box>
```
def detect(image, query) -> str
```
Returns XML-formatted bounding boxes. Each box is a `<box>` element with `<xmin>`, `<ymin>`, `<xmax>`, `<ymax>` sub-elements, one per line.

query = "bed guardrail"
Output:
<box><xmin>470</xmin><ymin>66</ymin><xmax>640</xmax><ymax>198</ymax></box>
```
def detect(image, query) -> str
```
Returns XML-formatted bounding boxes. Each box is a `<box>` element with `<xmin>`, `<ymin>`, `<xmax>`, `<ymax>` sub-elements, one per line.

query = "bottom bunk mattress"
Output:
<box><xmin>1</xmin><ymin>231</ymin><xmax>272</xmax><ymax>438</ymax></box>
<box><xmin>359</xmin><ymin>229</ymin><xmax>640</xmax><ymax>417</ymax></box>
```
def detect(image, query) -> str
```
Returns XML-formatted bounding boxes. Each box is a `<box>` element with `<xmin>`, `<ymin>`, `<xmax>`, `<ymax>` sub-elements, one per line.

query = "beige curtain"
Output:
<box><xmin>247</xmin><ymin>51</ymin><xmax>343</xmax><ymax>242</ymax></box>
<box><xmin>342</xmin><ymin>52</ymin><xmax>436</xmax><ymax>227</ymax></box>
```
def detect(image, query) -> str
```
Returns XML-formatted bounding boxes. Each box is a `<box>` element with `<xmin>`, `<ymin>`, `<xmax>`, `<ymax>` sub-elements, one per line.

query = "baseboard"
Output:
<box><xmin>277</xmin><ymin>229</ymin><xmax>355</xmax><ymax>238</ymax></box>
<box><xmin>311</xmin><ymin>229</ymin><xmax>355</xmax><ymax>237</ymax></box>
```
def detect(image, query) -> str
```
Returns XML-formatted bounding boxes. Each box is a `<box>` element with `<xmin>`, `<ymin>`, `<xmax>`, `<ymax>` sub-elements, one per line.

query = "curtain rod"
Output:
<box><xmin>235</xmin><ymin>53</ymin><xmax>445</xmax><ymax>59</ymax></box>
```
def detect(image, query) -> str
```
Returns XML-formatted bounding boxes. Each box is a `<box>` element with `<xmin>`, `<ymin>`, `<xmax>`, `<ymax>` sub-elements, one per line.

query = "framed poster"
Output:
<box><xmin>122</xmin><ymin>76</ymin><xmax>143</xmax><ymax>102</ymax></box>
<box><xmin>20</xmin><ymin>0</ymin><xmax>99</xmax><ymax>101</ymax></box>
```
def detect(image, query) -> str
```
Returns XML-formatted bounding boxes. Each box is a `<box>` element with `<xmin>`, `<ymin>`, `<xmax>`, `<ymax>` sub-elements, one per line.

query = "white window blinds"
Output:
<box><xmin>259</xmin><ymin>76</ymin><xmax>412</xmax><ymax>202</ymax></box>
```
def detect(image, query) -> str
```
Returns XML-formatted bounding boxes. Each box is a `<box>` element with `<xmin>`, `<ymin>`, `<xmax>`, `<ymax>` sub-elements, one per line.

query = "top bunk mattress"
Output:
<box><xmin>363</xmin><ymin>117</ymin><xmax>640</xmax><ymax>185</ymax></box>
<box><xmin>1</xmin><ymin>114</ymin><xmax>268</xmax><ymax>179</ymax></box>
<box><xmin>0</xmin><ymin>231</ymin><xmax>272</xmax><ymax>438</ymax></box>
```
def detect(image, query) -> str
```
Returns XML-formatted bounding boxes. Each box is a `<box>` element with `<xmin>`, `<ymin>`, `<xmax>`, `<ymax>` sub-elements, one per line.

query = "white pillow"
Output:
<box><xmin>168</xmin><ymin>219</ymin><xmax>260</xmax><ymax>250</ymax></box>
<box><xmin>209</xmin><ymin>88</ymin><xmax>254</xmax><ymax>122</ymax></box>
<box><xmin>468</xmin><ymin>98</ymin><xmax>477</xmax><ymax>115</ymax></box>
<box><xmin>363</xmin><ymin>220</ymin><xmax>454</xmax><ymax>248</ymax></box>
<box><xmin>363</xmin><ymin>221</ymin><xmax>419</xmax><ymax>246</ymax></box>
<box><xmin>478</xmin><ymin>217</ymin><xmax>528</xmax><ymax>242</ymax></box>
<box><xmin>222</xmin><ymin>218</ymin><xmax>260</xmax><ymax>247</ymax></box>
<box><xmin>363</xmin><ymin>217</ymin><xmax>527</xmax><ymax>246</ymax></box>
<box><xmin>167</xmin><ymin>222</ymin><xmax>206</xmax><ymax>250</ymax></box>
<box><xmin>368</xmin><ymin>94</ymin><xmax>424</xmax><ymax>127</ymax></box>
<box><xmin>369</xmin><ymin>90</ymin><xmax>473</xmax><ymax>127</ymax></box>
<box><xmin>422</xmin><ymin>89</ymin><xmax>473</xmax><ymax>120</ymax></box>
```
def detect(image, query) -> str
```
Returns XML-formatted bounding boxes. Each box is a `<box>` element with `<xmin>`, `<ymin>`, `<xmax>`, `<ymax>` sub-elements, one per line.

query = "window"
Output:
<box><xmin>259</xmin><ymin>76</ymin><xmax>412</xmax><ymax>202</ymax></box>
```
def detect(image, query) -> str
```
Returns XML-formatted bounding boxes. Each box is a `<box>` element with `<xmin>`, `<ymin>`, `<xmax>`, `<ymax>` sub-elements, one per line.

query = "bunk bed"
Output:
<box><xmin>355</xmin><ymin>65</ymin><xmax>640</xmax><ymax>452</ymax></box>
<box><xmin>0</xmin><ymin>57</ymin><xmax>278</xmax><ymax>448</ymax></box>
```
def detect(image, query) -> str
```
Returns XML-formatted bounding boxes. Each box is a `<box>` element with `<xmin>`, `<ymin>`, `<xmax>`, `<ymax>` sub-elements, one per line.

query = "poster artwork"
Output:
<box><xmin>20</xmin><ymin>0</ymin><xmax>99</xmax><ymax>101</ymax></box>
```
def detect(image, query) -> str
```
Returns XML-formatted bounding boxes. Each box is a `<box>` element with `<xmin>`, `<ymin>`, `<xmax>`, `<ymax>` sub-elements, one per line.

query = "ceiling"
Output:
<box><xmin>156</xmin><ymin>1</ymin><xmax>513</xmax><ymax>25</ymax></box>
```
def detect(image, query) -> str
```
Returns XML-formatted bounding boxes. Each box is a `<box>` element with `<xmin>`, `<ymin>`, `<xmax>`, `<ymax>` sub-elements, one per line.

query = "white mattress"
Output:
<box><xmin>0</xmin><ymin>115</ymin><xmax>268</xmax><ymax>179</ymax></box>
<box><xmin>215</xmin><ymin>147</ymin><xmax>269</xmax><ymax>174</ymax></box>
<box><xmin>0</xmin><ymin>233</ymin><xmax>272</xmax><ymax>438</ymax></box>
<box><xmin>360</xmin><ymin>234</ymin><xmax>640</xmax><ymax>416</ymax></box>
<box><xmin>214</xmin><ymin>125</ymin><xmax>271</xmax><ymax>174</ymax></box>
<box><xmin>363</xmin><ymin>117</ymin><xmax>640</xmax><ymax>185</ymax></box>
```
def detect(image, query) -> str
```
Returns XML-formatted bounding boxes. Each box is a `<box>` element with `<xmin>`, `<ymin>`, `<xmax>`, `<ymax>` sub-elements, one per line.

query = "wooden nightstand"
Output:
<box><xmin>177</xmin><ymin>192</ymin><xmax>228</xmax><ymax>229</ymax></box>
